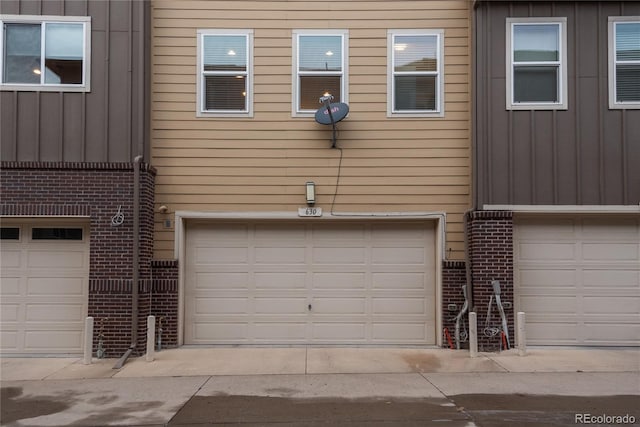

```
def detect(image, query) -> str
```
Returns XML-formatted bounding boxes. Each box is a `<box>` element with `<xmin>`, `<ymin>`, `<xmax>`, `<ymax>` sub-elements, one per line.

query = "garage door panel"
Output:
<box><xmin>195</xmin><ymin>272</ymin><xmax>250</xmax><ymax>289</ymax></box>
<box><xmin>1</xmin><ymin>278</ymin><xmax>21</xmax><ymax>295</ymax></box>
<box><xmin>195</xmin><ymin>247</ymin><xmax>249</xmax><ymax>264</ymax></box>
<box><xmin>312</xmin><ymin>323</ymin><xmax>366</xmax><ymax>341</ymax></box>
<box><xmin>312</xmin><ymin>224</ymin><xmax>366</xmax><ymax>239</ymax></box>
<box><xmin>515</xmin><ymin>216</ymin><xmax>640</xmax><ymax>346</ymax></box>
<box><xmin>256</xmin><ymin>246</ymin><xmax>306</xmax><ymax>264</ymax></box>
<box><xmin>1</xmin><ymin>305</ymin><xmax>20</xmax><ymax>322</ymax></box>
<box><xmin>312</xmin><ymin>247</ymin><xmax>366</xmax><ymax>264</ymax></box>
<box><xmin>255</xmin><ymin>298</ymin><xmax>307</xmax><ymax>314</ymax></box>
<box><xmin>582</xmin><ymin>218</ymin><xmax>639</xmax><ymax>237</ymax></box>
<box><xmin>1</xmin><ymin>331</ymin><xmax>19</xmax><ymax>348</ymax></box>
<box><xmin>256</xmin><ymin>272</ymin><xmax>306</xmax><ymax>289</ymax></box>
<box><xmin>186</xmin><ymin>220</ymin><xmax>436</xmax><ymax>345</ymax></box>
<box><xmin>372</xmin><ymin>247</ymin><xmax>425</xmax><ymax>264</ymax></box>
<box><xmin>372</xmin><ymin>323</ymin><xmax>430</xmax><ymax>342</ymax></box>
<box><xmin>195</xmin><ymin>298</ymin><xmax>249</xmax><ymax>314</ymax></box>
<box><xmin>253</xmin><ymin>323</ymin><xmax>307</xmax><ymax>340</ymax></box>
<box><xmin>583</xmin><ymin>323</ymin><xmax>640</xmax><ymax>346</ymax></box>
<box><xmin>519</xmin><ymin>243</ymin><xmax>576</xmax><ymax>260</ymax></box>
<box><xmin>27</xmin><ymin>278</ymin><xmax>84</xmax><ymax>296</ymax></box>
<box><xmin>313</xmin><ymin>298</ymin><xmax>366</xmax><ymax>314</ymax></box>
<box><xmin>372</xmin><ymin>273</ymin><xmax>426</xmax><ymax>290</ymax></box>
<box><xmin>28</xmin><ymin>250</ymin><xmax>85</xmax><ymax>269</ymax></box>
<box><xmin>582</xmin><ymin>243</ymin><xmax>638</xmax><ymax>260</ymax></box>
<box><xmin>26</xmin><ymin>304</ymin><xmax>84</xmax><ymax>321</ymax></box>
<box><xmin>583</xmin><ymin>297</ymin><xmax>639</xmax><ymax>314</ymax></box>
<box><xmin>193</xmin><ymin>323</ymin><xmax>248</xmax><ymax>342</ymax></box>
<box><xmin>527</xmin><ymin>322</ymin><xmax>578</xmax><ymax>344</ymax></box>
<box><xmin>24</xmin><ymin>330</ymin><xmax>82</xmax><ymax>352</ymax></box>
<box><xmin>520</xmin><ymin>296</ymin><xmax>577</xmax><ymax>313</ymax></box>
<box><xmin>1</xmin><ymin>250</ymin><xmax>22</xmax><ymax>268</ymax></box>
<box><xmin>582</xmin><ymin>269</ymin><xmax>640</xmax><ymax>287</ymax></box>
<box><xmin>312</xmin><ymin>272</ymin><xmax>366</xmax><ymax>289</ymax></box>
<box><xmin>372</xmin><ymin>298</ymin><xmax>425</xmax><ymax>315</ymax></box>
<box><xmin>518</xmin><ymin>268</ymin><xmax>577</xmax><ymax>287</ymax></box>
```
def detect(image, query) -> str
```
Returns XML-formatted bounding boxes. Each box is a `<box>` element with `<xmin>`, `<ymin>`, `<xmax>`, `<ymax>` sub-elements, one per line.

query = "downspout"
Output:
<box><xmin>114</xmin><ymin>154</ymin><xmax>143</xmax><ymax>369</ymax></box>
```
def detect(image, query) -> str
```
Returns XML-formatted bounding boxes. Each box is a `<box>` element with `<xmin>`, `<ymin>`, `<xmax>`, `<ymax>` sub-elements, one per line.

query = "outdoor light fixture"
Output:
<box><xmin>306</xmin><ymin>181</ymin><xmax>316</xmax><ymax>205</ymax></box>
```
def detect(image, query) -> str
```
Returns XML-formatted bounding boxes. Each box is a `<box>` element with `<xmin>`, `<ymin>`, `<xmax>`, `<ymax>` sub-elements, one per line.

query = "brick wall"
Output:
<box><xmin>466</xmin><ymin>210</ymin><xmax>514</xmax><ymax>351</ymax></box>
<box><xmin>441</xmin><ymin>261</ymin><xmax>468</xmax><ymax>349</ymax></box>
<box><xmin>1</xmin><ymin>161</ymin><xmax>156</xmax><ymax>355</ymax></box>
<box><xmin>150</xmin><ymin>260</ymin><xmax>179</xmax><ymax>349</ymax></box>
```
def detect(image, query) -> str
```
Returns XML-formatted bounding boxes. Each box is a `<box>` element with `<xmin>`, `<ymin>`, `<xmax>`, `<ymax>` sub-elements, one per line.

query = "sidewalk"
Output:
<box><xmin>2</xmin><ymin>348</ymin><xmax>639</xmax><ymax>427</ymax></box>
<box><xmin>2</xmin><ymin>347</ymin><xmax>639</xmax><ymax>381</ymax></box>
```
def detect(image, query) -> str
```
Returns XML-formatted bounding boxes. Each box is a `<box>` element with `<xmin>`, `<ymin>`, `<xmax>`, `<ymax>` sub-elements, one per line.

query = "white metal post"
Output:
<box><xmin>83</xmin><ymin>317</ymin><xmax>94</xmax><ymax>365</ymax></box>
<box><xmin>146</xmin><ymin>315</ymin><xmax>156</xmax><ymax>362</ymax></box>
<box><xmin>469</xmin><ymin>311</ymin><xmax>478</xmax><ymax>358</ymax></box>
<box><xmin>517</xmin><ymin>311</ymin><xmax>527</xmax><ymax>356</ymax></box>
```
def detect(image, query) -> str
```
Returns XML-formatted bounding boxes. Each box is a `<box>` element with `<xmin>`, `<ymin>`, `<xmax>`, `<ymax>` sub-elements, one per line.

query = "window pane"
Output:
<box><xmin>616</xmin><ymin>64</ymin><xmax>640</xmax><ymax>102</ymax></box>
<box><xmin>299</xmin><ymin>36</ymin><xmax>342</xmax><ymax>72</ymax></box>
<box><xmin>32</xmin><ymin>228</ymin><xmax>83</xmax><ymax>240</ymax></box>
<box><xmin>616</xmin><ymin>22</ymin><xmax>640</xmax><ymax>61</ymax></box>
<box><xmin>204</xmin><ymin>75</ymin><xmax>246</xmax><ymax>110</ymax></box>
<box><xmin>1</xmin><ymin>228</ymin><xmax>20</xmax><ymax>240</ymax></box>
<box><xmin>394</xmin><ymin>35</ymin><xmax>437</xmax><ymax>72</ymax></box>
<box><xmin>514</xmin><ymin>66</ymin><xmax>558</xmax><ymax>102</ymax></box>
<box><xmin>394</xmin><ymin>75</ymin><xmax>436</xmax><ymax>111</ymax></box>
<box><xmin>203</xmin><ymin>35</ymin><xmax>247</xmax><ymax>72</ymax></box>
<box><xmin>514</xmin><ymin>24</ymin><xmax>559</xmax><ymax>62</ymax></box>
<box><xmin>299</xmin><ymin>75</ymin><xmax>341</xmax><ymax>110</ymax></box>
<box><xmin>44</xmin><ymin>23</ymin><xmax>84</xmax><ymax>84</ymax></box>
<box><xmin>3</xmin><ymin>23</ymin><xmax>41</xmax><ymax>84</ymax></box>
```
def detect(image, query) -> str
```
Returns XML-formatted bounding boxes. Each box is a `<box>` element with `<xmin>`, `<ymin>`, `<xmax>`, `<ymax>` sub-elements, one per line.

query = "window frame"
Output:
<box><xmin>0</xmin><ymin>14</ymin><xmax>91</xmax><ymax>92</ymax></box>
<box><xmin>292</xmin><ymin>29</ymin><xmax>349</xmax><ymax>117</ymax></box>
<box><xmin>608</xmin><ymin>16</ymin><xmax>640</xmax><ymax>109</ymax></box>
<box><xmin>505</xmin><ymin>17</ymin><xmax>567</xmax><ymax>110</ymax></box>
<box><xmin>196</xmin><ymin>28</ymin><xmax>254</xmax><ymax>118</ymax></box>
<box><xmin>387</xmin><ymin>29</ymin><xmax>445</xmax><ymax>118</ymax></box>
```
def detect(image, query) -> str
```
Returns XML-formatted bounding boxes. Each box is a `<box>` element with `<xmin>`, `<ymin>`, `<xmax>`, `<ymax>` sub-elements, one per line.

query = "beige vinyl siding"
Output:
<box><xmin>151</xmin><ymin>0</ymin><xmax>471</xmax><ymax>259</ymax></box>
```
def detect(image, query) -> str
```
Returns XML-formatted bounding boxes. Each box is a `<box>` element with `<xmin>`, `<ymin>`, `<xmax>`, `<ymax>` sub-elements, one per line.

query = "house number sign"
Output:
<box><xmin>298</xmin><ymin>207</ymin><xmax>323</xmax><ymax>217</ymax></box>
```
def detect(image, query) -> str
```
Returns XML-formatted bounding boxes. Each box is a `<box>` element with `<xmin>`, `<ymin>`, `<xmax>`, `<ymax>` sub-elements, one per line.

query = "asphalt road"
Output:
<box><xmin>3</xmin><ymin>385</ymin><xmax>638</xmax><ymax>427</ymax></box>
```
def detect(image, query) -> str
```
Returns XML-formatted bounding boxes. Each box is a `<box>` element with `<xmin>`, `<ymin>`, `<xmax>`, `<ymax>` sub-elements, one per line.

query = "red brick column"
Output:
<box><xmin>466</xmin><ymin>210</ymin><xmax>514</xmax><ymax>351</ymax></box>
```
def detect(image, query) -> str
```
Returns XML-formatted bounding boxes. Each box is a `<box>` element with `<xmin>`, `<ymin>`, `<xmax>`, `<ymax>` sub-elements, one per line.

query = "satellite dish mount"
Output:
<box><xmin>314</xmin><ymin>95</ymin><xmax>349</xmax><ymax>148</ymax></box>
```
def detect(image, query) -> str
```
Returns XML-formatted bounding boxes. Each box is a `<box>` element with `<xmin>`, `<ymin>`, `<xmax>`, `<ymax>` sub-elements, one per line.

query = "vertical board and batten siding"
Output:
<box><xmin>0</xmin><ymin>0</ymin><xmax>149</xmax><ymax>162</ymax></box>
<box><xmin>151</xmin><ymin>0</ymin><xmax>472</xmax><ymax>260</ymax></box>
<box><xmin>474</xmin><ymin>1</ymin><xmax>640</xmax><ymax>207</ymax></box>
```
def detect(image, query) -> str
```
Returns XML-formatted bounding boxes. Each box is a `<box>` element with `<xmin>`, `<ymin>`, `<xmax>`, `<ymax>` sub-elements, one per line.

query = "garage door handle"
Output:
<box><xmin>308</xmin><ymin>304</ymin><xmax>312</xmax><ymax>311</ymax></box>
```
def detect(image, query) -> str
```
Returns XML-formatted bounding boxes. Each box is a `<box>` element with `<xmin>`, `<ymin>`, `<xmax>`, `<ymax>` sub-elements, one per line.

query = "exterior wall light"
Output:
<box><xmin>306</xmin><ymin>181</ymin><xmax>316</xmax><ymax>205</ymax></box>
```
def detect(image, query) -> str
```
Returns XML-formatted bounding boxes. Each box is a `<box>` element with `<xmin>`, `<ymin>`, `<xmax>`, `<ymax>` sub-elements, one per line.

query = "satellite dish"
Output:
<box><xmin>314</xmin><ymin>102</ymin><xmax>349</xmax><ymax>125</ymax></box>
<box><xmin>314</xmin><ymin>95</ymin><xmax>349</xmax><ymax>148</ymax></box>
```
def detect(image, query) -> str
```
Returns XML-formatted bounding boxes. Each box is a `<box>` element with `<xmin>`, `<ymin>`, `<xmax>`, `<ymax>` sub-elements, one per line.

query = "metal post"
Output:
<box><xmin>83</xmin><ymin>317</ymin><xmax>94</xmax><ymax>365</ymax></box>
<box><xmin>517</xmin><ymin>312</ymin><xmax>527</xmax><ymax>356</ymax></box>
<box><xmin>469</xmin><ymin>311</ymin><xmax>478</xmax><ymax>358</ymax></box>
<box><xmin>146</xmin><ymin>315</ymin><xmax>155</xmax><ymax>362</ymax></box>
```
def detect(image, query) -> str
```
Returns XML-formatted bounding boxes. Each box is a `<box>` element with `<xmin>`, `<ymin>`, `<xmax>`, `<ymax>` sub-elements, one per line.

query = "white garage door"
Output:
<box><xmin>185</xmin><ymin>220</ymin><xmax>436</xmax><ymax>345</ymax></box>
<box><xmin>514</xmin><ymin>216</ymin><xmax>640</xmax><ymax>346</ymax></box>
<box><xmin>1</xmin><ymin>223</ymin><xmax>89</xmax><ymax>354</ymax></box>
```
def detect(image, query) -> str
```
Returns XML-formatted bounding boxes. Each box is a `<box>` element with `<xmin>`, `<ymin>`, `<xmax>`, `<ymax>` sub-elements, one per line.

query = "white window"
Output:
<box><xmin>608</xmin><ymin>17</ymin><xmax>640</xmax><ymax>109</ymax></box>
<box><xmin>388</xmin><ymin>29</ymin><xmax>444</xmax><ymax>117</ymax></box>
<box><xmin>292</xmin><ymin>30</ymin><xmax>348</xmax><ymax>116</ymax></box>
<box><xmin>196</xmin><ymin>29</ymin><xmax>253</xmax><ymax>117</ymax></box>
<box><xmin>506</xmin><ymin>18</ymin><xmax>567</xmax><ymax>110</ymax></box>
<box><xmin>1</xmin><ymin>15</ymin><xmax>90</xmax><ymax>92</ymax></box>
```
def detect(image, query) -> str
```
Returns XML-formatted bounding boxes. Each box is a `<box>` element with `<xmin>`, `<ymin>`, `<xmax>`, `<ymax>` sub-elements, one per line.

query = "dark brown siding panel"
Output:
<box><xmin>1</xmin><ymin>0</ymin><xmax>148</xmax><ymax>163</ymax></box>
<box><xmin>63</xmin><ymin>93</ymin><xmax>85</xmax><ymax>161</ymax></box>
<box><xmin>0</xmin><ymin>93</ymin><xmax>16</xmax><ymax>160</ymax></box>
<box><xmin>475</xmin><ymin>1</ymin><xmax>640</xmax><ymax>207</ymax></box>
<box><xmin>39</xmin><ymin>94</ymin><xmax>62</xmax><ymax>161</ymax></box>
